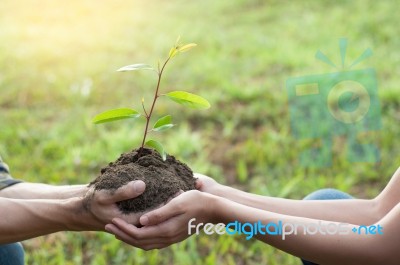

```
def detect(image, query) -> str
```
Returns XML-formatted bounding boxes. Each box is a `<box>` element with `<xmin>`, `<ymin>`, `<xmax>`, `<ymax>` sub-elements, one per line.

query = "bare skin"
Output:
<box><xmin>0</xmin><ymin>183</ymin><xmax>89</xmax><ymax>199</ymax></box>
<box><xmin>105</xmin><ymin>167</ymin><xmax>400</xmax><ymax>265</ymax></box>
<box><xmin>0</xmin><ymin>180</ymin><xmax>146</xmax><ymax>244</ymax></box>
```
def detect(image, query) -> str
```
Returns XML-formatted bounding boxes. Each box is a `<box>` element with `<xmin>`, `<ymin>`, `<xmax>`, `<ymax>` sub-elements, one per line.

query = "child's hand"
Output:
<box><xmin>105</xmin><ymin>190</ymin><xmax>216</xmax><ymax>250</ymax></box>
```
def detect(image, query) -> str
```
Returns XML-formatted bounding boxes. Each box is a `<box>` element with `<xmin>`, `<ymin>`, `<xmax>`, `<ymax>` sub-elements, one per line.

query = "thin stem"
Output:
<box><xmin>141</xmin><ymin>100</ymin><xmax>148</xmax><ymax>117</ymax></box>
<box><xmin>140</xmin><ymin>56</ymin><xmax>171</xmax><ymax>150</ymax></box>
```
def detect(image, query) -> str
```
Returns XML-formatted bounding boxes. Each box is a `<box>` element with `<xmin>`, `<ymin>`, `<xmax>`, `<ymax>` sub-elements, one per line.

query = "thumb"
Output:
<box><xmin>195</xmin><ymin>179</ymin><xmax>203</xmax><ymax>190</ymax></box>
<box><xmin>140</xmin><ymin>201</ymin><xmax>182</xmax><ymax>226</ymax></box>
<box><xmin>101</xmin><ymin>180</ymin><xmax>146</xmax><ymax>204</ymax></box>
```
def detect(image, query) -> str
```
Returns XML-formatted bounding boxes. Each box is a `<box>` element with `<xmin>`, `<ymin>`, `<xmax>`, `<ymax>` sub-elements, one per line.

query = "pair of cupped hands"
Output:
<box><xmin>89</xmin><ymin>173</ymin><xmax>220</xmax><ymax>250</ymax></box>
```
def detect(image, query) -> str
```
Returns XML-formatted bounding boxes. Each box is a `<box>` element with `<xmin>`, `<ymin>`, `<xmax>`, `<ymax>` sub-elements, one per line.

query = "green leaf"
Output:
<box><xmin>145</xmin><ymin>139</ymin><xmax>166</xmax><ymax>160</ymax></box>
<box><xmin>166</xmin><ymin>91</ymin><xmax>210</xmax><ymax>109</ymax></box>
<box><xmin>169</xmin><ymin>47</ymin><xmax>178</xmax><ymax>58</ymax></box>
<box><xmin>92</xmin><ymin>108</ymin><xmax>140</xmax><ymax>124</ymax></box>
<box><xmin>153</xmin><ymin>115</ymin><xmax>174</xmax><ymax>132</ymax></box>
<box><xmin>117</xmin><ymin>64</ymin><xmax>154</xmax><ymax>72</ymax></box>
<box><xmin>177</xmin><ymin>43</ymin><xmax>197</xmax><ymax>52</ymax></box>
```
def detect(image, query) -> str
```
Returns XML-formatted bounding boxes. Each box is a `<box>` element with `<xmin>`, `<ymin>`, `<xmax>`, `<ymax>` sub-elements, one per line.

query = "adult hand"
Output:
<box><xmin>105</xmin><ymin>190</ymin><xmax>216</xmax><ymax>250</ymax></box>
<box><xmin>81</xmin><ymin>180</ymin><xmax>146</xmax><ymax>231</ymax></box>
<box><xmin>0</xmin><ymin>180</ymin><xmax>146</xmax><ymax>243</ymax></box>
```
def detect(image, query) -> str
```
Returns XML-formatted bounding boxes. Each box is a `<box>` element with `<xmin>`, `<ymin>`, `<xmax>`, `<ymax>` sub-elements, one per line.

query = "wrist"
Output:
<box><xmin>64</xmin><ymin>196</ymin><xmax>97</xmax><ymax>232</ymax></box>
<box><xmin>203</xmin><ymin>192</ymin><xmax>229</xmax><ymax>224</ymax></box>
<box><xmin>208</xmin><ymin>183</ymin><xmax>230</xmax><ymax>197</ymax></box>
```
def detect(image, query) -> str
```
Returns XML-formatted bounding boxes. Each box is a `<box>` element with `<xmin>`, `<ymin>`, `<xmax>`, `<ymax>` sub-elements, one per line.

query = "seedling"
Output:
<box><xmin>92</xmin><ymin>37</ymin><xmax>210</xmax><ymax>160</ymax></box>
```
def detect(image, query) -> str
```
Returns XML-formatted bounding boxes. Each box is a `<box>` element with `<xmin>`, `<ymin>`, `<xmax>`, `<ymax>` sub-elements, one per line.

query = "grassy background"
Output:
<box><xmin>1</xmin><ymin>0</ymin><xmax>399</xmax><ymax>264</ymax></box>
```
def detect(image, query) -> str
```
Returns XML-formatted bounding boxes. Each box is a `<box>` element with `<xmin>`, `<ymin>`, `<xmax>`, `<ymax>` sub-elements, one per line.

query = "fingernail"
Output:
<box><xmin>133</xmin><ymin>181</ymin><xmax>145</xmax><ymax>193</ymax></box>
<box><xmin>140</xmin><ymin>216</ymin><xmax>149</xmax><ymax>226</ymax></box>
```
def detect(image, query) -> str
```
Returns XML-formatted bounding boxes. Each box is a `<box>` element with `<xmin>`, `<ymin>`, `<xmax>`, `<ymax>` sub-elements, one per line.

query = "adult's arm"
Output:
<box><xmin>0</xmin><ymin>182</ymin><xmax>88</xmax><ymax>199</ymax></box>
<box><xmin>0</xmin><ymin>180</ymin><xmax>145</xmax><ymax>244</ymax></box>
<box><xmin>196</xmin><ymin>167</ymin><xmax>400</xmax><ymax>225</ymax></box>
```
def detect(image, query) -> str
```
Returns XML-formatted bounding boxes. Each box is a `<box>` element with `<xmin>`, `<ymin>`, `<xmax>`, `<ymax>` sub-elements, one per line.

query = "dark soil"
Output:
<box><xmin>89</xmin><ymin>148</ymin><xmax>196</xmax><ymax>213</ymax></box>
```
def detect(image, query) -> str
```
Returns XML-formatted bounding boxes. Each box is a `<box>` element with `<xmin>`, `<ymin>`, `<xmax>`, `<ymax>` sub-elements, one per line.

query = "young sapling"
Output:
<box><xmin>92</xmin><ymin>37</ymin><xmax>210</xmax><ymax>160</ymax></box>
<box><xmin>89</xmin><ymin>38</ymin><xmax>210</xmax><ymax>213</ymax></box>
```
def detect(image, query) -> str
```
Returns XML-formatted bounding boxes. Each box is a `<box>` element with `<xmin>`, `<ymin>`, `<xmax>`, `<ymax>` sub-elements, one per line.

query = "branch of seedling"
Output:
<box><xmin>92</xmin><ymin>37</ymin><xmax>210</xmax><ymax>160</ymax></box>
<box><xmin>140</xmin><ymin>56</ymin><xmax>170</xmax><ymax>150</ymax></box>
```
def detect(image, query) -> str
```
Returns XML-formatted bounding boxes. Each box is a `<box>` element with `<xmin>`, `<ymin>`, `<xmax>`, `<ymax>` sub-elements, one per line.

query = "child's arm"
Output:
<box><xmin>196</xmin><ymin>167</ymin><xmax>400</xmax><ymax>225</ymax></box>
<box><xmin>107</xmin><ymin>190</ymin><xmax>400</xmax><ymax>265</ymax></box>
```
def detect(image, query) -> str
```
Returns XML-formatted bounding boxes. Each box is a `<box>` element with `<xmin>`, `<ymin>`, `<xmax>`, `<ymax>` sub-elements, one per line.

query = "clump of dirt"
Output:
<box><xmin>90</xmin><ymin>148</ymin><xmax>196</xmax><ymax>213</ymax></box>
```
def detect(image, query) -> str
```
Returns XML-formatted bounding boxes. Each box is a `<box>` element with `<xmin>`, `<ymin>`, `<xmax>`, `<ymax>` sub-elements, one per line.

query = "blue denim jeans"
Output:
<box><xmin>301</xmin><ymin>188</ymin><xmax>353</xmax><ymax>265</ymax></box>
<box><xmin>0</xmin><ymin>243</ymin><xmax>25</xmax><ymax>265</ymax></box>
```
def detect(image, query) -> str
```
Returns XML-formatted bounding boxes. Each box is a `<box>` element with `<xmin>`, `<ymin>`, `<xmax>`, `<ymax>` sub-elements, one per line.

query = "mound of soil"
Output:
<box><xmin>90</xmin><ymin>148</ymin><xmax>196</xmax><ymax>213</ymax></box>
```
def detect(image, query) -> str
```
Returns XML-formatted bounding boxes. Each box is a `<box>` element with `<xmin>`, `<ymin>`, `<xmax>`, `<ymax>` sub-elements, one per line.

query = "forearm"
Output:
<box><xmin>0</xmin><ymin>183</ymin><xmax>88</xmax><ymax>199</ymax></box>
<box><xmin>212</xmin><ymin>185</ymin><xmax>381</xmax><ymax>224</ymax></box>
<box><xmin>212</xmin><ymin>196</ymin><xmax>399</xmax><ymax>265</ymax></box>
<box><xmin>0</xmin><ymin>197</ymin><xmax>96</xmax><ymax>244</ymax></box>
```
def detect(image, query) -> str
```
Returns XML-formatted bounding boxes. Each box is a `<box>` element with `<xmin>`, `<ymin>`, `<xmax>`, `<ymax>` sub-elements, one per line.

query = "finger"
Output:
<box><xmin>108</xmin><ymin>218</ymin><xmax>193</xmax><ymax>250</ymax></box>
<box><xmin>107</xmin><ymin>224</ymin><xmax>185</xmax><ymax>250</ymax></box>
<box><xmin>99</xmin><ymin>180</ymin><xmax>145</xmax><ymax>204</ymax></box>
<box><xmin>195</xmin><ymin>179</ymin><xmax>202</xmax><ymax>190</ymax></box>
<box><xmin>111</xmin><ymin>218</ymin><xmax>142</xmax><ymax>237</ymax></box>
<box><xmin>112</xmin><ymin>218</ymin><xmax>165</xmax><ymax>239</ymax></box>
<box><xmin>112</xmin><ymin>217</ymin><xmax>185</xmax><ymax>241</ymax></box>
<box><xmin>107</xmin><ymin>223</ymin><xmax>166</xmax><ymax>248</ymax></box>
<box><xmin>194</xmin><ymin>173</ymin><xmax>208</xmax><ymax>189</ymax></box>
<box><xmin>166</xmin><ymin>190</ymin><xmax>184</xmax><ymax>203</ymax></box>
<box><xmin>108</xmin><ymin>225</ymin><xmax>142</xmax><ymax>246</ymax></box>
<box><xmin>105</xmin><ymin>223</ymin><xmax>118</xmax><ymax>234</ymax></box>
<box><xmin>140</xmin><ymin>200</ymin><xmax>183</xmax><ymax>226</ymax></box>
<box><xmin>106</xmin><ymin>223</ymin><xmax>142</xmax><ymax>244</ymax></box>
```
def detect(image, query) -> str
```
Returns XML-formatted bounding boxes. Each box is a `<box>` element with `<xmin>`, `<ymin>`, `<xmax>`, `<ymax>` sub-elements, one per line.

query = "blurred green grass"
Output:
<box><xmin>0</xmin><ymin>0</ymin><xmax>399</xmax><ymax>264</ymax></box>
